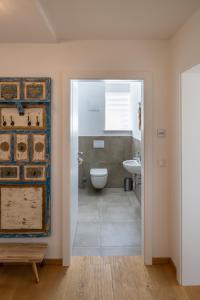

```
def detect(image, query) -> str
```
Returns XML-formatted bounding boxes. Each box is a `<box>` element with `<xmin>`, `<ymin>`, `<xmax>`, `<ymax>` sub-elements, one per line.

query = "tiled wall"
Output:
<box><xmin>79</xmin><ymin>136</ymin><xmax>132</xmax><ymax>188</ymax></box>
<box><xmin>132</xmin><ymin>137</ymin><xmax>141</xmax><ymax>157</ymax></box>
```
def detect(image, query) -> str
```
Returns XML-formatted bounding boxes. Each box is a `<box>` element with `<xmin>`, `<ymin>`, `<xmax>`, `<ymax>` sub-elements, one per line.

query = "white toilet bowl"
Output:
<box><xmin>90</xmin><ymin>168</ymin><xmax>108</xmax><ymax>189</ymax></box>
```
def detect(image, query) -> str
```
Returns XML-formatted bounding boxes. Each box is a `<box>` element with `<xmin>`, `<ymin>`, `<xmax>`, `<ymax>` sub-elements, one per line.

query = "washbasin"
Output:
<box><xmin>123</xmin><ymin>159</ymin><xmax>141</xmax><ymax>175</ymax></box>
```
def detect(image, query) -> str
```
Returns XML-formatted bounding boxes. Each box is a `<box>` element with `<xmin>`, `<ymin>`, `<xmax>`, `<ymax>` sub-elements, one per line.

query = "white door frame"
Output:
<box><xmin>61</xmin><ymin>70</ymin><xmax>153</xmax><ymax>266</ymax></box>
<box><xmin>179</xmin><ymin>66</ymin><xmax>200</xmax><ymax>285</ymax></box>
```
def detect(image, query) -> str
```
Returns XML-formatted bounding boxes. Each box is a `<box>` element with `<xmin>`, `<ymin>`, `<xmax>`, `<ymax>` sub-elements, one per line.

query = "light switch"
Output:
<box><xmin>157</xmin><ymin>128</ymin><xmax>166</xmax><ymax>138</ymax></box>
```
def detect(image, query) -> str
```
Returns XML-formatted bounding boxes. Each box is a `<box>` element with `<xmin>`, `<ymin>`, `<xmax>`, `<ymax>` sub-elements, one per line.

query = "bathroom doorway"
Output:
<box><xmin>72</xmin><ymin>79</ymin><xmax>143</xmax><ymax>256</ymax></box>
<box><xmin>62</xmin><ymin>71</ymin><xmax>153</xmax><ymax>266</ymax></box>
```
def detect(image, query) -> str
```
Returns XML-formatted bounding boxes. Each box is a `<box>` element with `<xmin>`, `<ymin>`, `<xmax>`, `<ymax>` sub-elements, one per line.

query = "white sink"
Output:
<box><xmin>123</xmin><ymin>159</ymin><xmax>141</xmax><ymax>175</ymax></box>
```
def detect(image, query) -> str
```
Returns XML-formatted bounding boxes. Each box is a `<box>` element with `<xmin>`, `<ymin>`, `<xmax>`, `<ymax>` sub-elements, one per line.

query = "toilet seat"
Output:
<box><xmin>90</xmin><ymin>168</ymin><xmax>108</xmax><ymax>177</ymax></box>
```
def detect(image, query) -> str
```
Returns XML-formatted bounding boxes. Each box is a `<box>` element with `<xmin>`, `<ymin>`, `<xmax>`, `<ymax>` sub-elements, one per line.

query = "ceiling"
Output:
<box><xmin>0</xmin><ymin>0</ymin><xmax>199</xmax><ymax>42</ymax></box>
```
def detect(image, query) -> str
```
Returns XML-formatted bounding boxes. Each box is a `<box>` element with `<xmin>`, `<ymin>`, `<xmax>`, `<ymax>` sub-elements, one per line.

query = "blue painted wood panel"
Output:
<box><xmin>0</xmin><ymin>78</ymin><xmax>51</xmax><ymax>237</ymax></box>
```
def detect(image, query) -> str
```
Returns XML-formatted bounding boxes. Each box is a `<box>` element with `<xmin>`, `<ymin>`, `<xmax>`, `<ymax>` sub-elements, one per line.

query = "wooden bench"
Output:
<box><xmin>0</xmin><ymin>243</ymin><xmax>48</xmax><ymax>283</ymax></box>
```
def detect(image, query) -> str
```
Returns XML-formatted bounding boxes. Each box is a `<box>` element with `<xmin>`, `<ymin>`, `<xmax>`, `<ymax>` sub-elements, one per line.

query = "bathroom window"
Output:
<box><xmin>105</xmin><ymin>81</ymin><xmax>131</xmax><ymax>131</ymax></box>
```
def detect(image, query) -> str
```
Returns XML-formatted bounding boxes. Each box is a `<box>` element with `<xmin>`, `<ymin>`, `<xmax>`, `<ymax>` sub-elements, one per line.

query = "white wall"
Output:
<box><xmin>78</xmin><ymin>80</ymin><xmax>141</xmax><ymax>137</ymax></box>
<box><xmin>0</xmin><ymin>40</ymin><xmax>170</xmax><ymax>259</ymax></box>
<box><xmin>78</xmin><ymin>81</ymin><xmax>107</xmax><ymax>136</ymax></box>
<box><xmin>170</xmin><ymin>7</ymin><xmax>200</xmax><ymax>281</ymax></box>
<box><xmin>181</xmin><ymin>72</ymin><xmax>200</xmax><ymax>285</ymax></box>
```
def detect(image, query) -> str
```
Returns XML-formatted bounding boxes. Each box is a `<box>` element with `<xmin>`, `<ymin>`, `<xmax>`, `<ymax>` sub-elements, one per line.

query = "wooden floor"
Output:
<box><xmin>0</xmin><ymin>256</ymin><xmax>200</xmax><ymax>300</ymax></box>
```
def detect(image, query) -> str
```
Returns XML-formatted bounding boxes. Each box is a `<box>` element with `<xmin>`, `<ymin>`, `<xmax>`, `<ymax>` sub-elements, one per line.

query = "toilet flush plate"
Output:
<box><xmin>93</xmin><ymin>140</ymin><xmax>104</xmax><ymax>148</ymax></box>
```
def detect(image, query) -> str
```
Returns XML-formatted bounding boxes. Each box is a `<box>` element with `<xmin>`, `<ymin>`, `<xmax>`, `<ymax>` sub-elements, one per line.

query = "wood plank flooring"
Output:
<box><xmin>0</xmin><ymin>256</ymin><xmax>200</xmax><ymax>300</ymax></box>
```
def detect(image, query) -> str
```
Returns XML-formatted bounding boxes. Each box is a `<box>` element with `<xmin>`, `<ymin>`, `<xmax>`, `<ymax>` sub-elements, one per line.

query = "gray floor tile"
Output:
<box><xmin>79</xmin><ymin>188</ymin><xmax>104</xmax><ymax>197</ymax></box>
<box><xmin>78</xmin><ymin>205</ymin><xmax>100</xmax><ymax>222</ymax></box>
<box><xmin>104</xmin><ymin>188</ymin><xmax>125</xmax><ymax>194</ymax></box>
<box><xmin>129</xmin><ymin>194</ymin><xmax>140</xmax><ymax>205</ymax></box>
<box><xmin>73</xmin><ymin>222</ymin><xmax>100</xmax><ymax>247</ymax></box>
<box><xmin>73</xmin><ymin>247</ymin><xmax>101</xmax><ymax>256</ymax></box>
<box><xmin>73</xmin><ymin>188</ymin><xmax>142</xmax><ymax>256</ymax></box>
<box><xmin>104</xmin><ymin>188</ymin><xmax>134</xmax><ymax>197</ymax></box>
<box><xmin>101</xmin><ymin>246</ymin><xmax>142</xmax><ymax>256</ymax></box>
<box><xmin>101</xmin><ymin>222</ymin><xmax>141</xmax><ymax>247</ymax></box>
<box><xmin>78</xmin><ymin>195</ymin><xmax>98</xmax><ymax>205</ymax></box>
<box><xmin>101</xmin><ymin>195</ymin><xmax>131</xmax><ymax>206</ymax></box>
<box><xmin>101</xmin><ymin>205</ymin><xmax>140</xmax><ymax>222</ymax></box>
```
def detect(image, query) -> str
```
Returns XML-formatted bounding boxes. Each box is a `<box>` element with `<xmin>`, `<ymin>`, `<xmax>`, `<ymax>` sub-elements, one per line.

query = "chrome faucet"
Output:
<box><xmin>133</xmin><ymin>152</ymin><xmax>141</xmax><ymax>163</ymax></box>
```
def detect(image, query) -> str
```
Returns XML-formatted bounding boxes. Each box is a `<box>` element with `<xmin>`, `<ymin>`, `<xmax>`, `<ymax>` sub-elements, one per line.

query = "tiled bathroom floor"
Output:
<box><xmin>73</xmin><ymin>188</ymin><xmax>141</xmax><ymax>256</ymax></box>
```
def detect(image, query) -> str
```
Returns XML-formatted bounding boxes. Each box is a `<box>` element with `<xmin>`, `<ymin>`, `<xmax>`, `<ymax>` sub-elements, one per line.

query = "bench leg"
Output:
<box><xmin>32</xmin><ymin>262</ymin><xmax>39</xmax><ymax>283</ymax></box>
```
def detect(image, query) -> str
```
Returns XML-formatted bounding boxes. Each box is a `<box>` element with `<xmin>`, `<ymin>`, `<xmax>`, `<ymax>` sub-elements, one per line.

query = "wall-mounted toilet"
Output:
<box><xmin>90</xmin><ymin>168</ymin><xmax>108</xmax><ymax>189</ymax></box>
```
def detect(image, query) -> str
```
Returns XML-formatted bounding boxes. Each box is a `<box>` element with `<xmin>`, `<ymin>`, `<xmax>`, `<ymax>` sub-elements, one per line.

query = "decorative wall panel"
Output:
<box><xmin>0</xmin><ymin>165</ymin><xmax>20</xmax><ymax>181</ymax></box>
<box><xmin>32</xmin><ymin>134</ymin><xmax>46</xmax><ymax>162</ymax></box>
<box><xmin>0</xmin><ymin>81</ymin><xmax>20</xmax><ymax>100</ymax></box>
<box><xmin>15</xmin><ymin>134</ymin><xmax>29</xmax><ymax>161</ymax></box>
<box><xmin>0</xmin><ymin>106</ymin><xmax>45</xmax><ymax>129</ymax></box>
<box><xmin>0</xmin><ymin>134</ymin><xmax>11</xmax><ymax>161</ymax></box>
<box><xmin>24</xmin><ymin>165</ymin><xmax>46</xmax><ymax>181</ymax></box>
<box><xmin>0</xmin><ymin>185</ymin><xmax>44</xmax><ymax>231</ymax></box>
<box><xmin>0</xmin><ymin>77</ymin><xmax>51</xmax><ymax>237</ymax></box>
<box><xmin>24</xmin><ymin>81</ymin><xmax>46</xmax><ymax>100</ymax></box>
